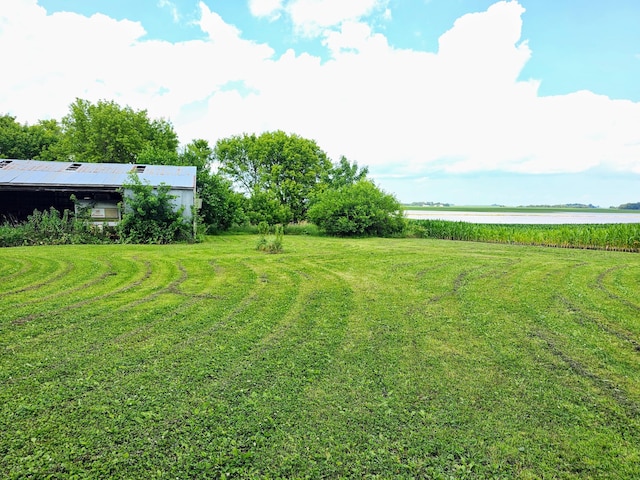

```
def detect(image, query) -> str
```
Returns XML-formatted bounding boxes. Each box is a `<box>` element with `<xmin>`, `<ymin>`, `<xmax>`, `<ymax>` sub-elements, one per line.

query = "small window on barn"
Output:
<box><xmin>131</xmin><ymin>165</ymin><xmax>146</xmax><ymax>174</ymax></box>
<box><xmin>66</xmin><ymin>163</ymin><xmax>82</xmax><ymax>171</ymax></box>
<box><xmin>0</xmin><ymin>160</ymin><xmax>13</xmax><ymax>169</ymax></box>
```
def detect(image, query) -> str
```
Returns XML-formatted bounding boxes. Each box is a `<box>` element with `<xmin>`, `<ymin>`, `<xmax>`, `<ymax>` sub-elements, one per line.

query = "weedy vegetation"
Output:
<box><xmin>1</xmin><ymin>236</ymin><xmax>639</xmax><ymax>478</ymax></box>
<box><xmin>0</xmin><ymin>207</ymin><xmax>114</xmax><ymax>247</ymax></box>
<box><xmin>410</xmin><ymin>219</ymin><xmax>640</xmax><ymax>252</ymax></box>
<box><xmin>255</xmin><ymin>222</ymin><xmax>284</xmax><ymax>254</ymax></box>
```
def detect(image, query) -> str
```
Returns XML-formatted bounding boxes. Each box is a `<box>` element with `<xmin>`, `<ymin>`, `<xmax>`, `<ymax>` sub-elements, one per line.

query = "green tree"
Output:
<box><xmin>618</xmin><ymin>202</ymin><xmax>640</xmax><ymax>210</ymax></box>
<box><xmin>322</xmin><ymin>156</ymin><xmax>369</xmax><ymax>189</ymax></box>
<box><xmin>55</xmin><ymin>98</ymin><xmax>179</xmax><ymax>164</ymax></box>
<box><xmin>173</xmin><ymin>139</ymin><xmax>246</xmax><ymax>233</ymax></box>
<box><xmin>215</xmin><ymin>131</ymin><xmax>331</xmax><ymax>223</ymax></box>
<box><xmin>197</xmin><ymin>172</ymin><xmax>246</xmax><ymax>233</ymax></box>
<box><xmin>136</xmin><ymin>144</ymin><xmax>180</xmax><ymax>166</ymax></box>
<box><xmin>0</xmin><ymin>115</ymin><xmax>25</xmax><ymax>159</ymax></box>
<box><xmin>308</xmin><ymin>180</ymin><xmax>405</xmax><ymax>237</ymax></box>
<box><xmin>214</xmin><ymin>133</ymin><xmax>261</xmax><ymax>193</ymax></box>
<box><xmin>0</xmin><ymin>115</ymin><xmax>62</xmax><ymax>160</ymax></box>
<box><xmin>29</xmin><ymin>119</ymin><xmax>63</xmax><ymax>160</ymax></box>
<box><xmin>176</xmin><ymin>139</ymin><xmax>214</xmax><ymax>171</ymax></box>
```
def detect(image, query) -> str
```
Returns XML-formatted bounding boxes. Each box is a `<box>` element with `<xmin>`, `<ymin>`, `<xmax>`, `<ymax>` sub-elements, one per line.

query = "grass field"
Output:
<box><xmin>1</xmin><ymin>235</ymin><xmax>639</xmax><ymax>478</ymax></box>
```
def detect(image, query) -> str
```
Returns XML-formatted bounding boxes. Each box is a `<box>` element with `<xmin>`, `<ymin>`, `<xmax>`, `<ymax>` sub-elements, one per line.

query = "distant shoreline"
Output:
<box><xmin>403</xmin><ymin>205</ymin><xmax>640</xmax><ymax>214</ymax></box>
<box><xmin>404</xmin><ymin>209</ymin><xmax>640</xmax><ymax>224</ymax></box>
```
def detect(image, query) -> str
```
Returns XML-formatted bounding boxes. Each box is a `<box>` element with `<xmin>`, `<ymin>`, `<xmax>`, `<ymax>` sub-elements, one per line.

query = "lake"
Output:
<box><xmin>404</xmin><ymin>210</ymin><xmax>640</xmax><ymax>224</ymax></box>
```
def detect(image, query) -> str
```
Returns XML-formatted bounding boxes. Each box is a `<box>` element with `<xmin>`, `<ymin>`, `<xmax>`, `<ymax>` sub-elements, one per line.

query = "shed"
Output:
<box><xmin>0</xmin><ymin>159</ymin><xmax>197</xmax><ymax>224</ymax></box>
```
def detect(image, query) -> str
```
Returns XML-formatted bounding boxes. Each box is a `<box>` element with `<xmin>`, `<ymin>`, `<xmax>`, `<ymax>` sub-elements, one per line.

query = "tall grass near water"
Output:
<box><xmin>411</xmin><ymin>219</ymin><xmax>640</xmax><ymax>252</ymax></box>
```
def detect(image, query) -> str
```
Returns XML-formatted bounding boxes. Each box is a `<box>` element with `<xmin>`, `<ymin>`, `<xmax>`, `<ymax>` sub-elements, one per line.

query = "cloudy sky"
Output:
<box><xmin>2</xmin><ymin>0</ymin><xmax>640</xmax><ymax>206</ymax></box>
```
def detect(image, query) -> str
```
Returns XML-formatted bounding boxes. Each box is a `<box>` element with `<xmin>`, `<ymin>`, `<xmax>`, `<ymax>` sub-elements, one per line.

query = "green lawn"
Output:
<box><xmin>1</xmin><ymin>236</ymin><xmax>639</xmax><ymax>478</ymax></box>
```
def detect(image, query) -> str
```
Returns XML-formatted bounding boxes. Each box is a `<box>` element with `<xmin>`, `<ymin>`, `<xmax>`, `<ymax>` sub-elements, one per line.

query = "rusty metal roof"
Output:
<box><xmin>0</xmin><ymin>159</ymin><xmax>196</xmax><ymax>190</ymax></box>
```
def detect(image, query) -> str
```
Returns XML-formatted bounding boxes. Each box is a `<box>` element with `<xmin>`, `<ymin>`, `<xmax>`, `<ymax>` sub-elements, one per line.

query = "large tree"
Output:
<box><xmin>214</xmin><ymin>131</ymin><xmax>331</xmax><ymax>223</ymax></box>
<box><xmin>55</xmin><ymin>98</ymin><xmax>179</xmax><ymax>164</ymax></box>
<box><xmin>0</xmin><ymin>115</ymin><xmax>62</xmax><ymax>160</ymax></box>
<box><xmin>320</xmin><ymin>155</ymin><xmax>369</xmax><ymax>190</ymax></box>
<box><xmin>213</xmin><ymin>133</ymin><xmax>261</xmax><ymax>193</ymax></box>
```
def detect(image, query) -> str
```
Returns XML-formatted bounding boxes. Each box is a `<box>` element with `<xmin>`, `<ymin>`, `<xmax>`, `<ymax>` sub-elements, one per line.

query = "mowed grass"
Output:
<box><xmin>1</xmin><ymin>236</ymin><xmax>639</xmax><ymax>479</ymax></box>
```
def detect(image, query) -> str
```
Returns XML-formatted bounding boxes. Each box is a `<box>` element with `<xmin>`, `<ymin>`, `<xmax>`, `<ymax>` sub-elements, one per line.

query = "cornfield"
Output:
<box><xmin>410</xmin><ymin>219</ymin><xmax>640</xmax><ymax>252</ymax></box>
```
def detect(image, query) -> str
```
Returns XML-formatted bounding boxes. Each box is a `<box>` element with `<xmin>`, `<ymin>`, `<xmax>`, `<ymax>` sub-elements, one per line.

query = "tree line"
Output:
<box><xmin>618</xmin><ymin>202</ymin><xmax>640</xmax><ymax>210</ymax></box>
<box><xmin>1</xmin><ymin>98</ymin><xmax>404</xmax><ymax>237</ymax></box>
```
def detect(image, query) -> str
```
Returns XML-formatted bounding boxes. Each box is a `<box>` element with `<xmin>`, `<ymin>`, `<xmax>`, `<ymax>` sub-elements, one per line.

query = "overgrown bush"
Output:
<box><xmin>308</xmin><ymin>180</ymin><xmax>406</xmax><ymax>237</ymax></box>
<box><xmin>0</xmin><ymin>207</ymin><xmax>112</xmax><ymax>247</ymax></box>
<box><xmin>0</xmin><ymin>223</ymin><xmax>28</xmax><ymax>247</ymax></box>
<box><xmin>118</xmin><ymin>174</ymin><xmax>193</xmax><ymax>244</ymax></box>
<box><xmin>245</xmin><ymin>190</ymin><xmax>293</xmax><ymax>226</ymax></box>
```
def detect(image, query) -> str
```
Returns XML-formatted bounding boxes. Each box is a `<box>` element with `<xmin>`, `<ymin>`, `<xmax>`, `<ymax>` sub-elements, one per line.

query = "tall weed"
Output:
<box><xmin>256</xmin><ymin>222</ymin><xmax>284</xmax><ymax>253</ymax></box>
<box><xmin>0</xmin><ymin>207</ymin><xmax>113</xmax><ymax>247</ymax></box>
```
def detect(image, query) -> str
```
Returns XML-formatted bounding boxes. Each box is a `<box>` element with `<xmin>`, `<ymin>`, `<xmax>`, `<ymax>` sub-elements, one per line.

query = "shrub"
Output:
<box><xmin>118</xmin><ymin>174</ymin><xmax>192</xmax><ymax>244</ymax></box>
<box><xmin>0</xmin><ymin>222</ymin><xmax>27</xmax><ymax>247</ymax></box>
<box><xmin>245</xmin><ymin>190</ymin><xmax>293</xmax><ymax>226</ymax></box>
<box><xmin>308</xmin><ymin>180</ymin><xmax>406</xmax><ymax>237</ymax></box>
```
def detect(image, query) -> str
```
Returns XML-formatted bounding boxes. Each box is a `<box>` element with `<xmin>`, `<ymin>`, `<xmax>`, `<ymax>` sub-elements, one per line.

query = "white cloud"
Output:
<box><xmin>0</xmin><ymin>0</ymin><xmax>274</xmax><ymax>124</ymax></box>
<box><xmin>322</xmin><ymin>21</ymin><xmax>389</xmax><ymax>56</ymax></box>
<box><xmin>249</xmin><ymin>0</ymin><xmax>390</xmax><ymax>36</ymax></box>
<box><xmin>0</xmin><ymin>0</ymin><xmax>148</xmax><ymax>122</ymax></box>
<box><xmin>158</xmin><ymin>0</ymin><xmax>180</xmax><ymax>22</ymax></box>
<box><xmin>2</xmin><ymin>0</ymin><xmax>640</xmax><ymax>182</ymax></box>
<box><xmin>249</xmin><ymin>0</ymin><xmax>284</xmax><ymax>20</ymax></box>
<box><xmin>285</xmin><ymin>0</ymin><xmax>388</xmax><ymax>36</ymax></box>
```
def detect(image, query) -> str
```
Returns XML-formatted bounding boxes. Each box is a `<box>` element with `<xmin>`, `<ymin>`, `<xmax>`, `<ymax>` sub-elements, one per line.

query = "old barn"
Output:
<box><xmin>0</xmin><ymin>159</ymin><xmax>197</xmax><ymax>224</ymax></box>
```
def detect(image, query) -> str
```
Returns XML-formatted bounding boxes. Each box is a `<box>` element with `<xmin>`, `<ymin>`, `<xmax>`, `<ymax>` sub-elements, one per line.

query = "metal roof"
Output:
<box><xmin>0</xmin><ymin>159</ymin><xmax>196</xmax><ymax>190</ymax></box>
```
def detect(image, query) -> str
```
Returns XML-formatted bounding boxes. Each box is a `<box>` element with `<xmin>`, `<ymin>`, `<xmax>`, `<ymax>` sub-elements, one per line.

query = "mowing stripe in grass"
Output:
<box><xmin>1</xmin><ymin>237</ymin><xmax>639</xmax><ymax>478</ymax></box>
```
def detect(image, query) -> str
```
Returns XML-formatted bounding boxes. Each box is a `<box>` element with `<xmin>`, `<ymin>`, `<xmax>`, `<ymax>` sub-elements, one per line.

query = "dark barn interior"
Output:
<box><xmin>0</xmin><ymin>189</ymin><xmax>122</xmax><ymax>222</ymax></box>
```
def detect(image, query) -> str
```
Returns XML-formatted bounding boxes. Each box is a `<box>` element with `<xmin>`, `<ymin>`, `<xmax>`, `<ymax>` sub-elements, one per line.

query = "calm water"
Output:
<box><xmin>405</xmin><ymin>210</ymin><xmax>640</xmax><ymax>225</ymax></box>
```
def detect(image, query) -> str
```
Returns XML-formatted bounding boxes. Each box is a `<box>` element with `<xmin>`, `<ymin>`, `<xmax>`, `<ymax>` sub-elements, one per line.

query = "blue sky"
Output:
<box><xmin>2</xmin><ymin>0</ymin><xmax>640</xmax><ymax>206</ymax></box>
